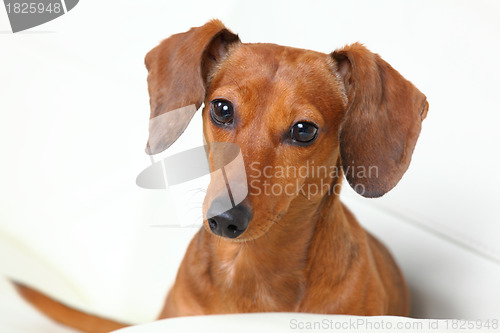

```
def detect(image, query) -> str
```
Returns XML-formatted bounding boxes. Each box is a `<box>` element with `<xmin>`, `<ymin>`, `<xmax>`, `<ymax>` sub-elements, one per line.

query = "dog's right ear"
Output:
<box><xmin>145</xmin><ymin>20</ymin><xmax>240</xmax><ymax>154</ymax></box>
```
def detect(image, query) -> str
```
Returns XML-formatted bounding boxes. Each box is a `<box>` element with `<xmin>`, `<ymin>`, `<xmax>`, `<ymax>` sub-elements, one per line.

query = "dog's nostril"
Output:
<box><xmin>206</xmin><ymin>202</ymin><xmax>252</xmax><ymax>238</ymax></box>
<box><xmin>208</xmin><ymin>218</ymin><xmax>218</xmax><ymax>231</ymax></box>
<box><xmin>227</xmin><ymin>224</ymin><xmax>238</xmax><ymax>234</ymax></box>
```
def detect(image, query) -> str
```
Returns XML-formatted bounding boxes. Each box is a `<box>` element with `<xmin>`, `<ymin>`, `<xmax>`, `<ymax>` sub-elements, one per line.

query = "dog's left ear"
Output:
<box><xmin>332</xmin><ymin>43</ymin><xmax>429</xmax><ymax>198</ymax></box>
<box><xmin>145</xmin><ymin>20</ymin><xmax>240</xmax><ymax>154</ymax></box>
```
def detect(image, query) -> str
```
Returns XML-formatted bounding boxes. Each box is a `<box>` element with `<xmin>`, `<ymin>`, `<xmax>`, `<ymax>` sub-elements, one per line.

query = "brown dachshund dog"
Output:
<box><xmin>14</xmin><ymin>20</ymin><xmax>428</xmax><ymax>332</ymax></box>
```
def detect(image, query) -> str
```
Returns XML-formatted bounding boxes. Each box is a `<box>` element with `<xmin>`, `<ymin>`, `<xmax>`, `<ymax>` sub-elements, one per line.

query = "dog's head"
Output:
<box><xmin>145</xmin><ymin>20</ymin><xmax>428</xmax><ymax>241</ymax></box>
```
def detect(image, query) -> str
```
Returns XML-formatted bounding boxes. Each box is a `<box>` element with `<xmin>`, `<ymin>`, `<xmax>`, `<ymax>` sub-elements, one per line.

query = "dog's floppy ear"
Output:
<box><xmin>145</xmin><ymin>20</ymin><xmax>240</xmax><ymax>154</ymax></box>
<box><xmin>332</xmin><ymin>43</ymin><xmax>429</xmax><ymax>198</ymax></box>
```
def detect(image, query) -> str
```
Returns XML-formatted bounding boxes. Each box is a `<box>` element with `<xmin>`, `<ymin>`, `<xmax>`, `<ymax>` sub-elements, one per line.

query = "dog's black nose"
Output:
<box><xmin>207</xmin><ymin>202</ymin><xmax>252</xmax><ymax>239</ymax></box>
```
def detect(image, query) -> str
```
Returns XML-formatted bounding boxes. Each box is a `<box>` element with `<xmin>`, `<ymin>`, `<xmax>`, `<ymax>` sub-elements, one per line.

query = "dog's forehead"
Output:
<box><xmin>221</xmin><ymin>43</ymin><xmax>334</xmax><ymax>80</ymax></box>
<box><xmin>209</xmin><ymin>43</ymin><xmax>343</xmax><ymax>111</ymax></box>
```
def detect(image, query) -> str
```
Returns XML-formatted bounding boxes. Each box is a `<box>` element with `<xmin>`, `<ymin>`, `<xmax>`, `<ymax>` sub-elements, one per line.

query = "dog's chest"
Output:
<box><xmin>214</xmin><ymin>252</ymin><xmax>306</xmax><ymax>312</ymax></box>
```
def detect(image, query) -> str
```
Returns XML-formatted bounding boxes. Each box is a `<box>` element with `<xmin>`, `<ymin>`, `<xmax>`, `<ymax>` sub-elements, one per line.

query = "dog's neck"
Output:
<box><xmin>201</xmin><ymin>174</ymin><xmax>355</xmax><ymax>312</ymax></box>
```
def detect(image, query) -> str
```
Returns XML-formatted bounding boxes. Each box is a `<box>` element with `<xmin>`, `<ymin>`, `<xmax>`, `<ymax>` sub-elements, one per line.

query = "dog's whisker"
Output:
<box><xmin>265</xmin><ymin>217</ymin><xmax>283</xmax><ymax>228</ymax></box>
<box><xmin>260</xmin><ymin>226</ymin><xmax>270</xmax><ymax>241</ymax></box>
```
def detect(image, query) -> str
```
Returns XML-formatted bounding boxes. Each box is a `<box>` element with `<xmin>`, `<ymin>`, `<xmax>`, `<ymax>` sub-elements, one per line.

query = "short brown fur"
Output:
<box><xmin>14</xmin><ymin>20</ymin><xmax>427</xmax><ymax>332</ymax></box>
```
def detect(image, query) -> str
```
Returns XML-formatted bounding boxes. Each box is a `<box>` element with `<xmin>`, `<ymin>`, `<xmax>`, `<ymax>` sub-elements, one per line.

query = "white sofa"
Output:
<box><xmin>1</xmin><ymin>1</ymin><xmax>499</xmax><ymax>332</ymax></box>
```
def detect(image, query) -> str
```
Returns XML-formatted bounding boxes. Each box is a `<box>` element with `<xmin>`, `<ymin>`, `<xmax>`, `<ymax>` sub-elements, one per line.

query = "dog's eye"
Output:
<box><xmin>290</xmin><ymin>122</ymin><xmax>318</xmax><ymax>144</ymax></box>
<box><xmin>210</xmin><ymin>99</ymin><xmax>234</xmax><ymax>125</ymax></box>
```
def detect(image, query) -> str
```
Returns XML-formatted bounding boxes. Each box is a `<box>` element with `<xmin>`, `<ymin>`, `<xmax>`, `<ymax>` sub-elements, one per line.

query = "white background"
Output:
<box><xmin>1</xmin><ymin>0</ymin><xmax>500</xmax><ymax>331</ymax></box>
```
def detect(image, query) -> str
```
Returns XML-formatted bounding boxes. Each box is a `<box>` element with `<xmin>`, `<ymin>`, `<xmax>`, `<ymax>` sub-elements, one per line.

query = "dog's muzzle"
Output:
<box><xmin>207</xmin><ymin>201</ymin><xmax>252</xmax><ymax>238</ymax></box>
